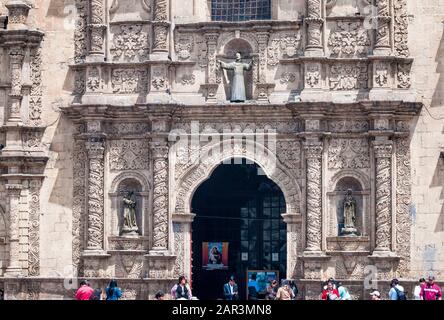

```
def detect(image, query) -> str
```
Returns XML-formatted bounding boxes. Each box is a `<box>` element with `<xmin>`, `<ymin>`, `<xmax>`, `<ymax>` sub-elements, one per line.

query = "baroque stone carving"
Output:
<box><xmin>151</xmin><ymin>142</ymin><xmax>169</xmax><ymax>250</ymax></box>
<box><xmin>304</xmin><ymin>142</ymin><xmax>323</xmax><ymax>251</ymax></box>
<box><xmin>374</xmin><ymin>143</ymin><xmax>393</xmax><ymax>252</ymax></box>
<box><xmin>106</xmin><ymin>122</ymin><xmax>149</xmax><ymax>135</ymax></box>
<box><xmin>280</xmin><ymin>72</ymin><xmax>296</xmax><ymax>84</ymax></box>
<box><xmin>175</xmin><ymin>34</ymin><xmax>193</xmax><ymax>60</ymax></box>
<box><xmin>111</xmin><ymin>68</ymin><xmax>147</xmax><ymax>94</ymax></box>
<box><xmin>395</xmin><ymin>138</ymin><xmax>412</xmax><ymax>277</ymax></box>
<box><xmin>173</xmin><ymin>223</ymin><xmax>184</xmax><ymax>277</ymax></box>
<box><xmin>28</xmin><ymin>180</ymin><xmax>41</xmax><ymax>276</ymax></box>
<box><xmin>328</xmin><ymin>21</ymin><xmax>370</xmax><ymax>57</ymax></box>
<box><xmin>29</xmin><ymin>46</ymin><xmax>43</xmax><ymax>124</ymax></box>
<box><xmin>397</xmin><ymin>63</ymin><xmax>412</xmax><ymax>89</ymax></box>
<box><xmin>305</xmin><ymin>64</ymin><xmax>321</xmax><ymax>88</ymax></box>
<box><xmin>180</xmin><ymin>74</ymin><xmax>195</xmax><ymax>85</ymax></box>
<box><xmin>110</xmin><ymin>24</ymin><xmax>149</xmax><ymax>62</ymax></box>
<box><xmin>267</xmin><ymin>33</ymin><xmax>301</xmax><ymax>66</ymax></box>
<box><xmin>109</xmin><ymin>140</ymin><xmax>150</xmax><ymax>170</ymax></box>
<box><xmin>330</xmin><ymin>63</ymin><xmax>368</xmax><ymax>90</ymax></box>
<box><xmin>393</xmin><ymin>0</ymin><xmax>409</xmax><ymax>57</ymax></box>
<box><xmin>86</xmin><ymin>67</ymin><xmax>101</xmax><ymax>92</ymax></box>
<box><xmin>374</xmin><ymin>63</ymin><xmax>390</xmax><ymax>87</ymax></box>
<box><xmin>85</xmin><ymin>140</ymin><xmax>105</xmax><ymax>251</ymax></box>
<box><xmin>329</xmin><ymin>120</ymin><xmax>369</xmax><ymax>133</ymax></box>
<box><xmin>74</xmin><ymin>0</ymin><xmax>88</xmax><ymax>63</ymax></box>
<box><xmin>328</xmin><ymin>139</ymin><xmax>370</xmax><ymax>169</ymax></box>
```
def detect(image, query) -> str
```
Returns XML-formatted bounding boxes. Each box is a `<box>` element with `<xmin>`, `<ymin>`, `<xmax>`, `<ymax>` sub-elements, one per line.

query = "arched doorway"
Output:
<box><xmin>190</xmin><ymin>158</ymin><xmax>287</xmax><ymax>300</ymax></box>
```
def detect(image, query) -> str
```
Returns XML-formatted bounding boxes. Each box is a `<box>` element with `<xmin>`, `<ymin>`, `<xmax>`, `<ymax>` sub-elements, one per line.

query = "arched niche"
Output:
<box><xmin>109</xmin><ymin>173</ymin><xmax>150</xmax><ymax>237</ymax></box>
<box><xmin>217</xmin><ymin>38</ymin><xmax>256</xmax><ymax>101</ymax></box>
<box><xmin>327</xmin><ymin>171</ymin><xmax>370</xmax><ymax>237</ymax></box>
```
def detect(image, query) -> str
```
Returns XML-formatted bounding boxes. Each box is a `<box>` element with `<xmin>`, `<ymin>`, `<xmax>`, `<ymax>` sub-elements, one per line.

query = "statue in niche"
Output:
<box><xmin>217</xmin><ymin>52</ymin><xmax>252</xmax><ymax>102</ymax></box>
<box><xmin>122</xmin><ymin>191</ymin><xmax>139</xmax><ymax>236</ymax></box>
<box><xmin>341</xmin><ymin>189</ymin><xmax>358</xmax><ymax>236</ymax></box>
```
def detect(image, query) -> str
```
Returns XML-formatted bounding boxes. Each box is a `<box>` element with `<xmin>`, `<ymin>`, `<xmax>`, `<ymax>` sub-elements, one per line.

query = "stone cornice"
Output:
<box><xmin>174</xmin><ymin>20</ymin><xmax>302</xmax><ymax>32</ymax></box>
<box><xmin>0</xmin><ymin>29</ymin><xmax>44</xmax><ymax>46</ymax></box>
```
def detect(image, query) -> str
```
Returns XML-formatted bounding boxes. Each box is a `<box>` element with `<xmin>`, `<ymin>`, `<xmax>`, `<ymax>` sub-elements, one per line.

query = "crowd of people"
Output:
<box><xmin>73</xmin><ymin>274</ymin><xmax>442</xmax><ymax>300</ymax></box>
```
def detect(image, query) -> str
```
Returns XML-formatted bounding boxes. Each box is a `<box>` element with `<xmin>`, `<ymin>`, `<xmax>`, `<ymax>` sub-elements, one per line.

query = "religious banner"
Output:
<box><xmin>202</xmin><ymin>242</ymin><xmax>229</xmax><ymax>270</ymax></box>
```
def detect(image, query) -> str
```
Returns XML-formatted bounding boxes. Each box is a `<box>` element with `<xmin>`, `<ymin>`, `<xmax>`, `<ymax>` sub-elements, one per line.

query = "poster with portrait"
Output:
<box><xmin>202</xmin><ymin>242</ymin><xmax>229</xmax><ymax>270</ymax></box>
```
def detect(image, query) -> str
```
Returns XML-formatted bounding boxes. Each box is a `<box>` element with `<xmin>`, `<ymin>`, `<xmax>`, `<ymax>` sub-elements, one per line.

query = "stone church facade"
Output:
<box><xmin>0</xmin><ymin>0</ymin><xmax>443</xmax><ymax>299</ymax></box>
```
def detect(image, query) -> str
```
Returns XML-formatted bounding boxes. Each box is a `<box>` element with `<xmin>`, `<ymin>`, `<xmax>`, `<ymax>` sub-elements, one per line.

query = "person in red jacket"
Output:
<box><xmin>420</xmin><ymin>275</ymin><xmax>442</xmax><ymax>300</ymax></box>
<box><xmin>75</xmin><ymin>280</ymin><xmax>95</xmax><ymax>300</ymax></box>
<box><xmin>322</xmin><ymin>281</ymin><xmax>340</xmax><ymax>300</ymax></box>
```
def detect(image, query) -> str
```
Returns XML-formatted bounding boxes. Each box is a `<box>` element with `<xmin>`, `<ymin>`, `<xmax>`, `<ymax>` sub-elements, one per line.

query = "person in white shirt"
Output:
<box><xmin>414</xmin><ymin>278</ymin><xmax>426</xmax><ymax>300</ymax></box>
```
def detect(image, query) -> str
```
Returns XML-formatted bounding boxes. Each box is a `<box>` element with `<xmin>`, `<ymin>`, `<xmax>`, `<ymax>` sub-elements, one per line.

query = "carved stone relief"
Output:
<box><xmin>109</xmin><ymin>140</ymin><xmax>150</xmax><ymax>170</ymax></box>
<box><xmin>328</xmin><ymin>139</ymin><xmax>370</xmax><ymax>169</ymax></box>
<box><xmin>110</xmin><ymin>24</ymin><xmax>150</xmax><ymax>62</ymax></box>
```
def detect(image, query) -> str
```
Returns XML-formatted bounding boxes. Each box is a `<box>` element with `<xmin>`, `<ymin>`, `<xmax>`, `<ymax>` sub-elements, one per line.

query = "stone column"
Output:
<box><xmin>373</xmin><ymin>141</ymin><xmax>393</xmax><ymax>254</ymax></box>
<box><xmin>8</xmin><ymin>46</ymin><xmax>24</xmax><ymax>123</ymax></box>
<box><xmin>305</xmin><ymin>0</ymin><xmax>324</xmax><ymax>56</ymax></box>
<box><xmin>85</xmin><ymin>139</ymin><xmax>105</xmax><ymax>253</ymax></box>
<box><xmin>87</xmin><ymin>0</ymin><xmax>106</xmax><ymax>60</ymax></box>
<box><xmin>150</xmin><ymin>140</ymin><xmax>170</xmax><ymax>253</ymax></box>
<box><xmin>304</xmin><ymin>141</ymin><xmax>323</xmax><ymax>253</ymax></box>
<box><xmin>5</xmin><ymin>1</ymin><xmax>31</xmax><ymax>31</ymax></box>
<box><xmin>374</xmin><ymin>0</ymin><xmax>392</xmax><ymax>55</ymax></box>
<box><xmin>5</xmin><ymin>183</ymin><xmax>23</xmax><ymax>276</ymax></box>
<box><xmin>152</xmin><ymin>0</ymin><xmax>170</xmax><ymax>56</ymax></box>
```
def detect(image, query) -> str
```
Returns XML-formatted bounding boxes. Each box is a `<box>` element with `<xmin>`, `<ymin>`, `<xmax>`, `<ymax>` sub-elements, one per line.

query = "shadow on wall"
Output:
<box><xmin>47</xmin><ymin>115</ymin><xmax>75</xmax><ymax>209</ymax></box>
<box><xmin>429</xmin><ymin>28</ymin><xmax>444</xmax><ymax>233</ymax></box>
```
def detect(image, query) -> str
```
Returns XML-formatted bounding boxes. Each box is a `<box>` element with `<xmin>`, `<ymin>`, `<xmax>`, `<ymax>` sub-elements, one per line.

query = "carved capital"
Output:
<box><xmin>150</xmin><ymin>141</ymin><xmax>169</xmax><ymax>159</ymax></box>
<box><xmin>373</xmin><ymin>142</ymin><xmax>393</xmax><ymax>158</ymax></box>
<box><xmin>5</xmin><ymin>184</ymin><xmax>23</xmax><ymax>196</ymax></box>
<box><xmin>86</xmin><ymin>140</ymin><xmax>105</xmax><ymax>159</ymax></box>
<box><xmin>304</xmin><ymin>142</ymin><xmax>323</xmax><ymax>159</ymax></box>
<box><xmin>5</xmin><ymin>1</ymin><xmax>31</xmax><ymax>30</ymax></box>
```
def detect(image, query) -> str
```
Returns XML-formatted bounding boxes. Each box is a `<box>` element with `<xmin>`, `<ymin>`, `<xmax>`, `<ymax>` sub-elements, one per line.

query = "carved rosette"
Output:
<box><xmin>5</xmin><ymin>184</ymin><xmax>23</xmax><ymax>274</ymax></box>
<box><xmin>28</xmin><ymin>180</ymin><xmax>41</xmax><ymax>276</ymax></box>
<box><xmin>304</xmin><ymin>142</ymin><xmax>323</xmax><ymax>251</ymax></box>
<box><xmin>151</xmin><ymin>141</ymin><xmax>169</xmax><ymax>251</ymax></box>
<box><xmin>85</xmin><ymin>140</ymin><xmax>105</xmax><ymax>251</ymax></box>
<box><xmin>373</xmin><ymin>142</ymin><xmax>393</xmax><ymax>252</ymax></box>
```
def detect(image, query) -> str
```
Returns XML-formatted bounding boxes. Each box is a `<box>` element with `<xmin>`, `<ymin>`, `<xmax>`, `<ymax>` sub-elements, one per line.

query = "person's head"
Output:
<box><xmin>327</xmin><ymin>281</ymin><xmax>334</xmax><ymax>291</ymax></box>
<box><xmin>282</xmin><ymin>280</ymin><xmax>290</xmax><ymax>289</ymax></box>
<box><xmin>271</xmin><ymin>280</ymin><xmax>278</xmax><ymax>287</ymax></box>
<box><xmin>229</xmin><ymin>276</ymin><xmax>235</xmax><ymax>285</ymax></box>
<box><xmin>179</xmin><ymin>275</ymin><xmax>187</xmax><ymax>285</ymax></box>
<box><xmin>235</xmin><ymin>52</ymin><xmax>241</xmax><ymax>61</ymax></box>
<box><xmin>109</xmin><ymin>279</ymin><xmax>117</xmax><ymax>288</ymax></box>
<box><xmin>427</xmin><ymin>275</ymin><xmax>435</xmax><ymax>285</ymax></box>
<box><xmin>419</xmin><ymin>277</ymin><xmax>426</xmax><ymax>285</ymax></box>
<box><xmin>390</xmin><ymin>279</ymin><xmax>399</xmax><ymax>287</ymax></box>
<box><xmin>155</xmin><ymin>291</ymin><xmax>165</xmax><ymax>300</ymax></box>
<box><xmin>370</xmin><ymin>290</ymin><xmax>381</xmax><ymax>300</ymax></box>
<box><xmin>80</xmin><ymin>280</ymin><xmax>89</xmax><ymax>287</ymax></box>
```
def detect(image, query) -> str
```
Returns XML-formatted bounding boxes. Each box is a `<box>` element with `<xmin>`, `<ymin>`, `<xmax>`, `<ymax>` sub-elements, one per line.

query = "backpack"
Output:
<box><xmin>394</xmin><ymin>287</ymin><xmax>407</xmax><ymax>300</ymax></box>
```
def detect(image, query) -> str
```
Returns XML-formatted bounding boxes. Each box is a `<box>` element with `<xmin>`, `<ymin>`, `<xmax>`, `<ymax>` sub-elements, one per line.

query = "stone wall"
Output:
<box><xmin>409</xmin><ymin>0</ymin><xmax>444</xmax><ymax>279</ymax></box>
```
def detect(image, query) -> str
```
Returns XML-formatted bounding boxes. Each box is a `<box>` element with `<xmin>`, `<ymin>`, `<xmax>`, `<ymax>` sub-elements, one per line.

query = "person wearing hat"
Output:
<box><xmin>370</xmin><ymin>290</ymin><xmax>381</xmax><ymax>300</ymax></box>
<box><xmin>276</xmin><ymin>280</ymin><xmax>295</xmax><ymax>300</ymax></box>
<box><xmin>223</xmin><ymin>276</ymin><xmax>239</xmax><ymax>300</ymax></box>
<box><xmin>420</xmin><ymin>275</ymin><xmax>442</xmax><ymax>300</ymax></box>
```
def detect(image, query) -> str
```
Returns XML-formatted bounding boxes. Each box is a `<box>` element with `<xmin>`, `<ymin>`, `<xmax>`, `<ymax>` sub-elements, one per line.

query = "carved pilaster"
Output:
<box><xmin>85</xmin><ymin>139</ymin><xmax>105</xmax><ymax>252</ymax></box>
<box><xmin>8</xmin><ymin>46</ymin><xmax>25</xmax><ymax>123</ymax></box>
<box><xmin>5</xmin><ymin>183</ymin><xmax>23</xmax><ymax>276</ymax></box>
<box><xmin>205</xmin><ymin>33</ymin><xmax>219</xmax><ymax>85</ymax></box>
<box><xmin>150</xmin><ymin>141</ymin><xmax>169</xmax><ymax>253</ymax></box>
<box><xmin>87</xmin><ymin>0</ymin><xmax>106</xmax><ymax>59</ymax></box>
<box><xmin>374</xmin><ymin>0</ymin><xmax>392</xmax><ymax>55</ymax></box>
<box><xmin>5</xmin><ymin>1</ymin><xmax>31</xmax><ymax>31</ymax></box>
<box><xmin>152</xmin><ymin>0</ymin><xmax>169</xmax><ymax>53</ymax></box>
<box><xmin>305</xmin><ymin>0</ymin><xmax>324</xmax><ymax>56</ymax></box>
<box><xmin>256</xmin><ymin>32</ymin><xmax>269</xmax><ymax>84</ymax></box>
<box><xmin>304</xmin><ymin>141</ymin><xmax>323</xmax><ymax>252</ymax></box>
<box><xmin>28</xmin><ymin>180</ymin><xmax>41</xmax><ymax>276</ymax></box>
<box><xmin>373</xmin><ymin>141</ymin><xmax>393</xmax><ymax>254</ymax></box>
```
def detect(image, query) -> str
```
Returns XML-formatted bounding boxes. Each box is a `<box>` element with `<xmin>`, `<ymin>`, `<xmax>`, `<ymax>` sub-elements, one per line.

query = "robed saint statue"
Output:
<box><xmin>218</xmin><ymin>52</ymin><xmax>252</xmax><ymax>102</ymax></box>
<box><xmin>122</xmin><ymin>191</ymin><xmax>138</xmax><ymax>235</ymax></box>
<box><xmin>341</xmin><ymin>189</ymin><xmax>358</xmax><ymax>236</ymax></box>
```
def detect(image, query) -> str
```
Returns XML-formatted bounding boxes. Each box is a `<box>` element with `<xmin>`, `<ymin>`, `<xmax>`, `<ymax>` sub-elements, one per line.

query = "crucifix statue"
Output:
<box><xmin>217</xmin><ymin>52</ymin><xmax>252</xmax><ymax>102</ymax></box>
<box><xmin>341</xmin><ymin>189</ymin><xmax>358</xmax><ymax>236</ymax></box>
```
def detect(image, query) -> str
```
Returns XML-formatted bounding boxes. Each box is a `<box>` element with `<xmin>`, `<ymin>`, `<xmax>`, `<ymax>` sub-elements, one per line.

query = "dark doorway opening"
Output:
<box><xmin>191</xmin><ymin>158</ymin><xmax>287</xmax><ymax>300</ymax></box>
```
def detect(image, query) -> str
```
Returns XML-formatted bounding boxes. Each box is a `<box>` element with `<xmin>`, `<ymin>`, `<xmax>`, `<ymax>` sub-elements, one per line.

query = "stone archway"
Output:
<box><xmin>171</xmin><ymin>139</ymin><xmax>303</xmax><ymax>281</ymax></box>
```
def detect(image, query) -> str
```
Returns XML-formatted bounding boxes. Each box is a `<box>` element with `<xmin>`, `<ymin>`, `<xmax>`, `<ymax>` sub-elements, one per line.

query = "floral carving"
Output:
<box><xmin>280</xmin><ymin>72</ymin><xmax>296</xmax><ymax>84</ymax></box>
<box><xmin>181</xmin><ymin>74</ymin><xmax>195</xmax><ymax>86</ymax></box>
<box><xmin>111</xmin><ymin>69</ymin><xmax>147</xmax><ymax>94</ymax></box>
<box><xmin>328</xmin><ymin>21</ymin><xmax>370</xmax><ymax>57</ymax></box>
<box><xmin>109</xmin><ymin>140</ymin><xmax>150</xmax><ymax>170</ymax></box>
<box><xmin>393</xmin><ymin>0</ymin><xmax>409</xmax><ymax>57</ymax></box>
<box><xmin>74</xmin><ymin>0</ymin><xmax>88</xmax><ymax>63</ymax></box>
<box><xmin>397</xmin><ymin>63</ymin><xmax>411</xmax><ymax>89</ymax></box>
<box><xmin>328</xmin><ymin>139</ymin><xmax>370</xmax><ymax>169</ymax></box>
<box><xmin>86</xmin><ymin>67</ymin><xmax>101</xmax><ymax>92</ymax></box>
<box><xmin>374</xmin><ymin>63</ymin><xmax>389</xmax><ymax>87</ymax></box>
<box><xmin>29</xmin><ymin>47</ymin><xmax>43</xmax><ymax>123</ymax></box>
<box><xmin>175</xmin><ymin>34</ymin><xmax>193</xmax><ymax>60</ymax></box>
<box><xmin>305</xmin><ymin>64</ymin><xmax>320</xmax><ymax>88</ymax></box>
<box><xmin>111</xmin><ymin>24</ymin><xmax>149</xmax><ymax>62</ymax></box>
<box><xmin>330</xmin><ymin>63</ymin><xmax>368</xmax><ymax>90</ymax></box>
